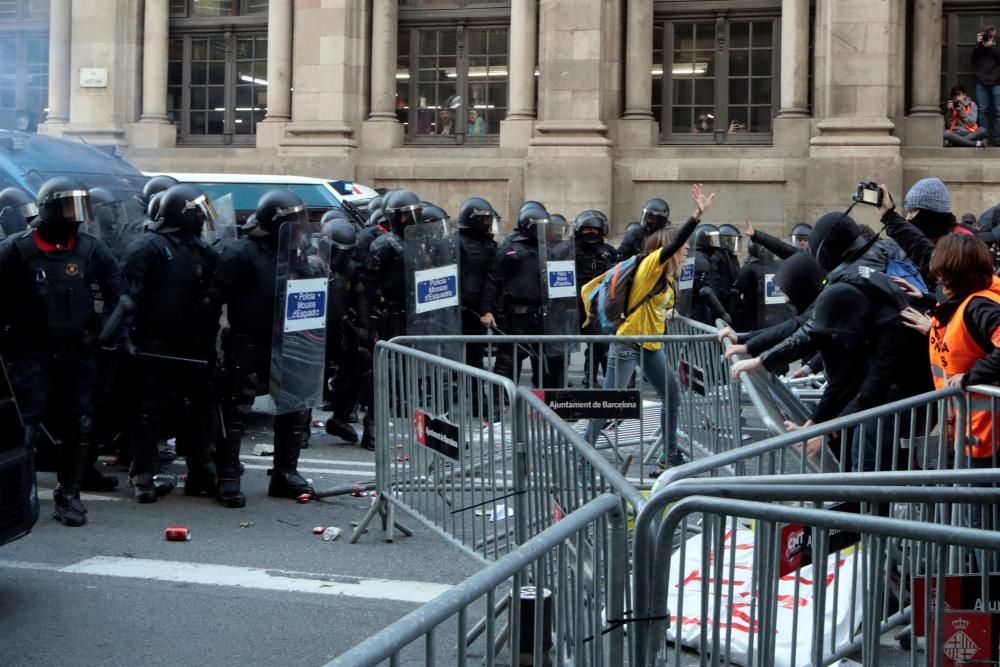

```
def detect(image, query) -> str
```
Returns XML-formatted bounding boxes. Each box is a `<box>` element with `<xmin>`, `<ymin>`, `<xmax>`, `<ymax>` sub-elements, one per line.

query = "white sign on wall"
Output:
<box><xmin>79</xmin><ymin>68</ymin><xmax>108</xmax><ymax>88</ymax></box>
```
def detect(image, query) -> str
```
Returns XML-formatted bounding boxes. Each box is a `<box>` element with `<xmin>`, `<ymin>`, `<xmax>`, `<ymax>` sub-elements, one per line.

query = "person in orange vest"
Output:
<box><xmin>944</xmin><ymin>85</ymin><xmax>988</xmax><ymax>148</ymax></box>
<box><xmin>926</xmin><ymin>234</ymin><xmax>1000</xmax><ymax>483</ymax></box>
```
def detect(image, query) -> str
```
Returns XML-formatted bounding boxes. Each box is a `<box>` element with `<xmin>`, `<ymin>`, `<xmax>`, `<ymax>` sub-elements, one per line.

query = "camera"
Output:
<box><xmin>983</xmin><ymin>27</ymin><xmax>996</xmax><ymax>42</ymax></box>
<box><xmin>852</xmin><ymin>181</ymin><xmax>883</xmax><ymax>207</ymax></box>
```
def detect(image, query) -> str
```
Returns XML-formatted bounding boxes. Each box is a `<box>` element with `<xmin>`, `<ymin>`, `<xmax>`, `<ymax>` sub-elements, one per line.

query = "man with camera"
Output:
<box><xmin>973</xmin><ymin>26</ymin><xmax>1000</xmax><ymax>146</ymax></box>
<box><xmin>944</xmin><ymin>85</ymin><xmax>987</xmax><ymax>148</ymax></box>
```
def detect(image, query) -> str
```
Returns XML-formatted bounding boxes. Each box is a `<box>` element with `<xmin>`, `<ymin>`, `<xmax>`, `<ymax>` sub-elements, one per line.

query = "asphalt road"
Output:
<box><xmin>0</xmin><ymin>410</ymin><xmax>483</xmax><ymax>667</ymax></box>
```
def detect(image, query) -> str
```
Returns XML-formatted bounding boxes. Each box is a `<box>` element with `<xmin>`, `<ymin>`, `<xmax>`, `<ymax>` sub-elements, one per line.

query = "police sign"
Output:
<box><xmin>764</xmin><ymin>273</ymin><xmax>786</xmax><ymax>305</ymax></box>
<box><xmin>284</xmin><ymin>277</ymin><xmax>328</xmax><ymax>332</ymax></box>
<box><xmin>546</xmin><ymin>259</ymin><xmax>577</xmax><ymax>299</ymax></box>
<box><xmin>414</xmin><ymin>264</ymin><xmax>459</xmax><ymax>314</ymax></box>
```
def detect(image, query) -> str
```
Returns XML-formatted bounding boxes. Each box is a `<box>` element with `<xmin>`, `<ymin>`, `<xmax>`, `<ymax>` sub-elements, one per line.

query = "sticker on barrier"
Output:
<box><xmin>413</xmin><ymin>409</ymin><xmax>461</xmax><ymax>461</ymax></box>
<box><xmin>535</xmin><ymin>389</ymin><xmax>642</xmax><ymax>420</ymax></box>
<box><xmin>666</xmin><ymin>525</ymin><xmax>861</xmax><ymax>667</ymax></box>
<box><xmin>912</xmin><ymin>573</ymin><xmax>1000</xmax><ymax>637</ymax></box>
<box><xmin>927</xmin><ymin>611</ymin><xmax>998</xmax><ymax>666</ymax></box>
<box><xmin>677</xmin><ymin>359</ymin><xmax>707</xmax><ymax>396</ymax></box>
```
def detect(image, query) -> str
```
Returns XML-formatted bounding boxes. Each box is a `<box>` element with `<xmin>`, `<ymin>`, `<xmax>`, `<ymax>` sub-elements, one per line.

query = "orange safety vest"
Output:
<box><xmin>949</xmin><ymin>102</ymin><xmax>980</xmax><ymax>133</ymax></box>
<box><xmin>929</xmin><ymin>276</ymin><xmax>1000</xmax><ymax>458</ymax></box>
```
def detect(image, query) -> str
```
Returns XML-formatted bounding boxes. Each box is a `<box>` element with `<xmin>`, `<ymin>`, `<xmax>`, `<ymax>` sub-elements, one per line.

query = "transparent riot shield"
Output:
<box><xmin>405</xmin><ymin>221</ymin><xmax>462</xmax><ymax>359</ymax></box>
<box><xmin>760</xmin><ymin>248</ymin><xmax>791</xmax><ymax>327</ymax></box>
<box><xmin>0</xmin><ymin>205</ymin><xmax>29</xmax><ymax>242</ymax></box>
<box><xmin>537</xmin><ymin>221</ymin><xmax>578</xmax><ymax>387</ymax></box>
<box><xmin>270</xmin><ymin>219</ymin><xmax>331</xmax><ymax>414</ymax></box>
<box><xmin>96</xmin><ymin>196</ymin><xmax>146</xmax><ymax>259</ymax></box>
<box><xmin>205</xmin><ymin>193</ymin><xmax>238</xmax><ymax>249</ymax></box>
<box><xmin>675</xmin><ymin>255</ymin><xmax>696</xmax><ymax>317</ymax></box>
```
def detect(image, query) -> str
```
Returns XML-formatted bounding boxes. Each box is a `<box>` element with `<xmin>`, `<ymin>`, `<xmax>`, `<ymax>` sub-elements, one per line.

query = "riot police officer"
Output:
<box><xmin>617</xmin><ymin>197</ymin><xmax>670</xmax><ymax>260</ymax></box>
<box><xmin>790</xmin><ymin>223</ymin><xmax>812</xmax><ymax>249</ymax></box>
<box><xmin>140</xmin><ymin>175</ymin><xmax>179</xmax><ymax>208</ymax></box>
<box><xmin>454</xmin><ymin>197</ymin><xmax>499</xmax><ymax>371</ymax></box>
<box><xmin>717</xmin><ymin>223</ymin><xmax>742</xmax><ymax>293</ymax></box>
<box><xmin>209</xmin><ymin>190</ymin><xmax>317</xmax><ymax>505</ymax></box>
<box><xmin>323</xmin><ymin>218</ymin><xmax>367</xmax><ymax>446</ymax></box>
<box><xmin>574</xmin><ymin>210</ymin><xmax>617</xmax><ymax>385</ymax></box>
<box><xmin>481</xmin><ymin>203</ymin><xmax>566</xmax><ymax>388</ymax></box>
<box><xmin>122</xmin><ymin>184</ymin><xmax>220</xmax><ymax>504</ymax></box>
<box><xmin>0</xmin><ymin>177</ymin><xmax>124</xmax><ymax>526</ymax></box>
<box><xmin>690</xmin><ymin>223</ymin><xmax>737</xmax><ymax>324</ymax></box>
<box><xmin>0</xmin><ymin>186</ymin><xmax>38</xmax><ymax>237</ymax></box>
<box><xmin>422</xmin><ymin>203</ymin><xmax>449</xmax><ymax>224</ymax></box>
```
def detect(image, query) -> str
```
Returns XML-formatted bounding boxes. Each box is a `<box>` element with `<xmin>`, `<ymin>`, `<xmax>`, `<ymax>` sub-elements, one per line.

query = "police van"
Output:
<box><xmin>0</xmin><ymin>364</ymin><xmax>37</xmax><ymax>548</ymax></box>
<box><xmin>144</xmin><ymin>172</ymin><xmax>378</xmax><ymax>229</ymax></box>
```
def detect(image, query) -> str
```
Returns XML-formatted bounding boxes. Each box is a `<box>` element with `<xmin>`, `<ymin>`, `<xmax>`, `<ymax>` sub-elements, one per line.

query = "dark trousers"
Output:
<box><xmin>491</xmin><ymin>310</ymin><xmax>566</xmax><ymax>389</ymax></box>
<box><xmin>329</xmin><ymin>328</ymin><xmax>369</xmax><ymax>422</ymax></box>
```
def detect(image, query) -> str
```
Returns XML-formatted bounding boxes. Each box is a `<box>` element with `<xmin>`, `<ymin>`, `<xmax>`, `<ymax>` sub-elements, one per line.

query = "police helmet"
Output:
<box><xmin>321</xmin><ymin>219</ymin><xmax>357</xmax><ymax>251</ymax></box>
<box><xmin>146</xmin><ymin>191</ymin><xmax>165</xmax><ymax>223</ymax></box>
<box><xmin>718</xmin><ymin>223</ymin><xmax>741</xmax><ymax>254</ymax></box>
<box><xmin>457</xmin><ymin>197</ymin><xmax>496</xmax><ymax>233</ymax></box>
<box><xmin>790</xmin><ymin>223</ymin><xmax>812</xmax><ymax>248</ymax></box>
<box><xmin>519</xmin><ymin>200</ymin><xmax>545</xmax><ymax>215</ymax></box>
<box><xmin>379</xmin><ymin>190</ymin><xmax>398</xmax><ymax>216</ymax></box>
<box><xmin>142</xmin><ymin>175</ymin><xmax>179</xmax><ymax>204</ymax></box>
<box><xmin>321</xmin><ymin>208</ymin><xmax>353</xmax><ymax>226</ymax></box>
<box><xmin>36</xmin><ymin>176</ymin><xmax>93</xmax><ymax>226</ymax></box>
<box><xmin>365</xmin><ymin>195</ymin><xmax>384</xmax><ymax>224</ymax></box>
<box><xmin>574</xmin><ymin>210</ymin><xmax>608</xmax><ymax>241</ymax></box>
<box><xmin>0</xmin><ymin>186</ymin><xmax>39</xmax><ymax>227</ymax></box>
<box><xmin>693</xmin><ymin>223</ymin><xmax>721</xmax><ymax>250</ymax></box>
<box><xmin>253</xmin><ymin>189</ymin><xmax>308</xmax><ymax>237</ymax></box>
<box><xmin>641</xmin><ymin>197</ymin><xmax>670</xmax><ymax>232</ymax></box>
<box><xmin>384</xmin><ymin>190</ymin><xmax>423</xmax><ymax>236</ymax></box>
<box><xmin>155</xmin><ymin>184</ymin><xmax>218</xmax><ymax>235</ymax></box>
<box><xmin>517</xmin><ymin>203</ymin><xmax>549</xmax><ymax>235</ymax></box>
<box><xmin>421</xmin><ymin>202</ymin><xmax>449</xmax><ymax>224</ymax></box>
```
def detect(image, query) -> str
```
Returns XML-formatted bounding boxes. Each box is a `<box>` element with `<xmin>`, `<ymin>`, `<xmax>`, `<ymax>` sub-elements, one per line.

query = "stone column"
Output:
<box><xmin>507</xmin><ymin>0</ymin><xmax>537</xmax><ymax>120</ymax></box>
<box><xmin>622</xmin><ymin>0</ymin><xmax>653</xmax><ymax>119</ymax></box>
<box><xmin>140</xmin><ymin>0</ymin><xmax>169</xmax><ymax>123</ymax></box>
<box><xmin>44</xmin><ymin>0</ymin><xmax>71</xmax><ymax>126</ymax></box>
<box><xmin>778</xmin><ymin>0</ymin><xmax>809</xmax><ymax>117</ymax></box>
<box><xmin>368</xmin><ymin>0</ymin><xmax>398</xmax><ymax>122</ymax></box>
<box><xmin>264</xmin><ymin>0</ymin><xmax>292</xmax><ymax>122</ymax></box>
<box><xmin>906</xmin><ymin>0</ymin><xmax>943</xmax><ymax>146</ymax></box>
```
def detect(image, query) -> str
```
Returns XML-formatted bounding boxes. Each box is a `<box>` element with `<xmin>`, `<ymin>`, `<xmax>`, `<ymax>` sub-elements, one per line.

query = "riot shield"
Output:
<box><xmin>760</xmin><ymin>248</ymin><xmax>792</xmax><ymax>327</ymax></box>
<box><xmin>537</xmin><ymin>221</ymin><xmax>578</xmax><ymax>385</ymax></box>
<box><xmin>675</xmin><ymin>255</ymin><xmax>696</xmax><ymax>317</ymax></box>
<box><xmin>204</xmin><ymin>193</ymin><xmax>238</xmax><ymax>249</ymax></box>
<box><xmin>0</xmin><ymin>204</ymin><xmax>29</xmax><ymax>241</ymax></box>
<box><xmin>270</xmin><ymin>219</ymin><xmax>331</xmax><ymax>414</ymax></box>
<box><xmin>405</xmin><ymin>221</ymin><xmax>462</xmax><ymax>357</ymax></box>
<box><xmin>97</xmin><ymin>196</ymin><xmax>146</xmax><ymax>259</ymax></box>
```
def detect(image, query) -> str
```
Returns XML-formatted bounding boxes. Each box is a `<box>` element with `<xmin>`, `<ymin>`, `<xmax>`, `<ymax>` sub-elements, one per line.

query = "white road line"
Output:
<box><xmin>53</xmin><ymin>556</ymin><xmax>451</xmax><ymax>603</ymax></box>
<box><xmin>36</xmin><ymin>488</ymin><xmax>123</xmax><ymax>502</ymax></box>
<box><xmin>241</xmin><ymin>455</ymin><xmax>375</xmax><ymax>467</ymax></box>
<box><xmin>240</xmin><ymin>464</ymin><xmax>375</xmax><ymax>476</ymax></box>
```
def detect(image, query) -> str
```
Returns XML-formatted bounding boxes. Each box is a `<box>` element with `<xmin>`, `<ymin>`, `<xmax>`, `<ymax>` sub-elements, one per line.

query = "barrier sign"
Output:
<box><xmin>928</xmin><ymin>611</ymin><xmax>997</xmax><ymax>666</ymax></box>
<box><xmin>414</xmin><ymin>265</ymin><xmax>459</xmax><ymax>314</ymax></box>
<box><xmin>546</xmin><ymin>260</ymin><xmax>577</xmax><ymax>299</ymax></box>
<box><xmin>414</xmin><ymin>410</ymin><xmax>461</xmax><ymax>461</ymax></box>
<box><xmin>764</xmin><ymin>273</ymin><xmax>787</xmax><ymax>305</ymax></box>
<box><xmin>913</xmin><ymin>573</ymin><xmax>1000</xmax><ymax>638</ymax></box>
<box><xmin>779</xmin><ymin>503</ymin><xmax>862</xmax><ymax>576</ymax></box>
<box><xmin>678</xmin><ymin>360</ymin><xmax>706</xmax><ymax>396</ymax></box>
<box><xmin>535</xmin><ymin>389</ymin><xmax>641</xmax><ymax>420</ymax></box>
<box><xmin>284</xmin><ymin>277</ymin><xmax>328</xmax><ymax>332</ymax></box>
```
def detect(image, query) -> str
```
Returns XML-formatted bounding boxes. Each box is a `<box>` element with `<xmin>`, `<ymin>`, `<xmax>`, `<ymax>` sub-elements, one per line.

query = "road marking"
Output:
<box><xmin>241</xmin><ymin>455</ymin><xmax>375</xmax><ymax>467</ymax></box>
<box><xmin>53</xmin><ymin>556</ymin><xmax>451</xmax><ymax>603</ymax></box>
<box><xmin>240</xmin><ymin>464</ymin><xmax>375</xmax><ymax>477</ymax></box>
<box><xmin>36</xmin><ymin>488</ymin><xmax>123</xmax><ymax>502</ymax></box>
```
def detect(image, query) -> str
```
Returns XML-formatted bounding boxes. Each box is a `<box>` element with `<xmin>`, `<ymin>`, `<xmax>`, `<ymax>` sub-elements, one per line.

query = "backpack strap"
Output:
<box><xmin>622</xmin><ymin>272</ymin><xmax>668</xmax><ymax>321</ymax></box>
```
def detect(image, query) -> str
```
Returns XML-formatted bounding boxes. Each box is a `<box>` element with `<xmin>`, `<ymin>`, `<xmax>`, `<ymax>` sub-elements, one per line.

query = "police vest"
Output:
<box><xmin>15</xmin><ymin>231</ymin><xmax>98</xmax><ymax>340</ymax></box>
<box><xmin>135</xmin><ymin>233</ymin><xmax>214</xmax><ymax>338</ymax></box>
<box><xmin>227</xmin><ymin>237</ymin><xmax>277</xmax><ymax>336</ymax></box>
<box><xmin>458</xmin><ymin>232</ymin><xmax>495</xmax><ymax>304</ymax></box>
<box><xmin>929</xmin><ymin>276</ymin><xmax>1000</xmax><ymax>458</ymax></box>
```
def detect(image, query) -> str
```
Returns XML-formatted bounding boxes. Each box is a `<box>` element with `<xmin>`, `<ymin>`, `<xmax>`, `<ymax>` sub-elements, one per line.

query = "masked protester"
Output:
<box><xmin>617</xmin><ymin>198</ymin><xmax>670</xmax><ymax>260</ymax></box>
<box><xmin>0</xmin><ymin>178</ymin><xmax>125</xmax><ymax>526</ymax></box>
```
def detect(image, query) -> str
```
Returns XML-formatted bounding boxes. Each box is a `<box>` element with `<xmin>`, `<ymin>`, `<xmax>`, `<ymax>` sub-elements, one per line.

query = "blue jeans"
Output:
<box><xmin>584</xmin><ymin>343</ymin><xmax>680</xmax><ymax>453</ymax></box>
<box><xmin>976</xmin><ymin>83</ymin><xmax>1000</xmax><ymax>144</ymax></box>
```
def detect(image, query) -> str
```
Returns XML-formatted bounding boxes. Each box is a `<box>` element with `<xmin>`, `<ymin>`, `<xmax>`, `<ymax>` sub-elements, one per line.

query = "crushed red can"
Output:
<box><xmin>312</xmin><ymin>526</ymin><xmax>325</xmax><ymax>535</ymax></box>
<box><xmin>165</xmin><ymin>526</ymin><xmax>191</xmax><ymax>541</ymax></box>
<box><xmin>297</xmin><ymin>493</ymin><xmax>313</xmax><ymax>503</ymax></box>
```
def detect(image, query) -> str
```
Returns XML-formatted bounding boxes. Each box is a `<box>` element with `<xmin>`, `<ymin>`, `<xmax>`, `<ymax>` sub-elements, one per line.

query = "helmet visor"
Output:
<box><xmin>720</xmin><ymin>234</ymin><xmax>740</xmax><ymax>253</ymax></box>
<box><xmin>275</xmin><ymin>202</ymin><xmax>309</xmax><ymax>227</ymax></box>
<box><xmin>17</xmin><ymin>200</ymin><xmax>39</xmax><ymax>221</ymax></box>
<box><xmin>392</xmin><ymin>203</ymin><xmax>423</xmax><ymax>228</ymax></box>
<box><xmin>703</xmin><ymin>231</ymin><xmax>722</xmax><ymax>248</ymax></box>
<box><xmin>185</xmin><ymin>193</ymin><xmax>219</xmax><ymax>232</ymax></box>
<box><xmin>642</xmin><ymin>209</ymin><xmax>668</xmax><ymax>229</ymax></box>
<box><xmin>53</xmin><ymin>190</ymin><xmax>94</xmax><ymax>224</ymax></box>
<box><xmin>791</xmin><ymin>233</ymin><xmax>810</xmax><ymax>248</ymax></box>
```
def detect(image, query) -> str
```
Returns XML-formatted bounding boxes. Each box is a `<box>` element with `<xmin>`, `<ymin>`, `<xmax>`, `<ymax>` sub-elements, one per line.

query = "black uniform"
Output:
<box><xmin>616</xmin><ymin>222</ymin><xmax>647</xmax><ymax>261</ymax></box>
<box><xmin>124</xmin><ymin>229</ymin><xmax>220</xmax><ymax>493</ymax></box>
<box><xmin>0</xmin><ymin>229</ymin><xmax>123</xmax><ymax>522</ymax></box>
<box><xmin>325</xmin><ymin>237</ymin><xmax>368</xmax><ymax>443</ymax></box>
<box><xmin>576</xmin><ymin>238</ymin><xmax>616</xmax><ymax>384</ymax></box>
<box><xmin>483</xmin><ymin>232</ymin><xmax>566</xmax><ymax>388</ymax></box>
<box><xmin>691</xmin><ymin>247</ymin><xmax>737</xmax><ymax>325</ymax></box>
<box><xmin>457</xmin><ymin>225</ymin><xmax>497</xmax><ymax>360</ymax></box>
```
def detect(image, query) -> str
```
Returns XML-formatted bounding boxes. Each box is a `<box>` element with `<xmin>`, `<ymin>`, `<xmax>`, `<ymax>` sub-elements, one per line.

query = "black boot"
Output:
<box><xmin>53</xmin><ymin>418</ymin><xmax>90</xmax><ymax>527</ymax></box>
<box><xmin>216</xmin><ymin>413</ymin><xmax>246</xmax><ymax>509</ymax></box>
<box><xmin>182</xmin><ymin>401</ymin><xmax>219</xmax><ymax>497</ymax></box>
<box><xmin>325</xmin><ymin>417</ymin><xmax>359</xmax><ymax>443</ymax></box>
<box><xmin>184</xmin><ymin>459</ymin><xmax>218</xmax><ymax>497</ymax></box>
<box><xmin>359</xmin><ymin>418</ymin><xmax>375</xmax><ymax>452</ymax></box>
<box><xmin>81</xmin><ymin>433</ymin><xmax>119</xmax><ymax>492</ymax></box>
<box><xmin>268</xmin><ymin>412</ymin><xmax>315</xmax><ymax>498</ymax></box>
<box><xmin>131</xmin><ymin>412</ymin><xmax>158</xmax><ymax>503</ymax></box>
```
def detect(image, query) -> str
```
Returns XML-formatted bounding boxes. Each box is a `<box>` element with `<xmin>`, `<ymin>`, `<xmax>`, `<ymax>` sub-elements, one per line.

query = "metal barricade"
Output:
<box><xmin>391</xmin><ymin>332</ymin><xmax>739</xmax><ymax>488</ymax></box>
<box><xmin>328</xmin><ymin>493</ymin><xmax>628</xmax><ymax>667</ymax></box>
<box><xmin>351</xmin><ymin>341</ymin><xmax>521</xmax><ymax>561</ymax></box>
<box><xmin>635</xmin><ymin>480</ymin><xmax>1000</xmax><ymax>667</ymax></box>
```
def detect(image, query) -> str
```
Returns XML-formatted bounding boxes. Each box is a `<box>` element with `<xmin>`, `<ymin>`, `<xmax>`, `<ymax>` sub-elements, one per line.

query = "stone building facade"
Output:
<box><xmin>2</xmin><ymin>0</ymin><xmax>998</xmax><ymax>238</ymax></box>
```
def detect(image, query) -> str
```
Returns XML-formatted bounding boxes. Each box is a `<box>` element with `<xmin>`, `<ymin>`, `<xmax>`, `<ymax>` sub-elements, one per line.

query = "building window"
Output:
<box><xmin>169</xmin><ymin>1</ymin><xmax>268</xmax><ymax>145</ymax></box>
<box><xmin>0</xmin><ymin>34</ymin><xmax>47</xmax><ymax>131</ymax></box>
<box><xmin>0</xmin><ymin>0</ymin><xmax>48</xmax><ymax>21</ymax></box>
<box><xmin>653</xmin><ymin>16</ymin><xmax>779</xmax><ymax>144</ymax></box>
<box><xmin>397</xmin><ymin>2</ymin><xmax>510</xmax><ymax>144</ymax></box>
<box><xmin>941</xmin><ymin>8</ymin><xmax>1000</xmax><ymax>104</ymax></box>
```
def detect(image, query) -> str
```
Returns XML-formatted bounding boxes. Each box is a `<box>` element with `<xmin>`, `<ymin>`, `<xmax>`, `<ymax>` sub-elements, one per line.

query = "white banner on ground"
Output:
<box><xmin>665</xmin><ymin>525</ymin><xmax>862</xmax><ymax>667</ymax></box>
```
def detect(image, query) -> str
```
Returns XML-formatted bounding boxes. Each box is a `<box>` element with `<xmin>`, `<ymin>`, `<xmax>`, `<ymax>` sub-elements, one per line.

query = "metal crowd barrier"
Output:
<box><xmin>328</xmin><ymin>493</ymin><xmax>628</xmax><ymax>667</ymax></box>
<box><xmin>634</xmin><ymin>481</ymin><xmax>1000</xmax><ymax>667</ymax></box>
<box><xmin>391</xmin><ymin>331</ymin><xmax>739</xmax><ymax>488</ymax></box>
<box><xmin>631</xmin><ymin>469</ymin><xmax>1000</xmax><ymax>666</ymax></box>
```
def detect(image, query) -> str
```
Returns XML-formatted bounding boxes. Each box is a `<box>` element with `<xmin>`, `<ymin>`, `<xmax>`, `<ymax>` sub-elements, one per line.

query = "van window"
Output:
<box><xmin>195</xmin><ymin>182</ymin><xmax>341</xmax><ymax>211</ymax></box>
